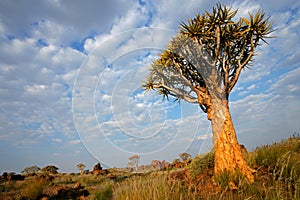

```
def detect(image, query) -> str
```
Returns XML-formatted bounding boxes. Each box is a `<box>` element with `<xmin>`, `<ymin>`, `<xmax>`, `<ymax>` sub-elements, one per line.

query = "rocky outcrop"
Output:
<box><xmin>1</xmin><ymin>172</ymin><xmax>25</xmax><ymax>181</ymax></box>
<box><xmin>168</xmin><ymin>169</ymin><xmax>190</xmax><ymax>184</ymax></box>
<box><xmin>93</xmin><ymin>162</ymin><xmax>110</xmax><ymax>177</ymax></box>
<box><xmin>150</xmin><ymin>160</ymin><xmax>169</xmax><ymax>171</ymax></box>
<box><xmin>165</xmin><ymin>161</ymin><xmax>185</xmax><ymax>170</ymax></box>
<box><xmin>93</xmin><ymin>163</ymin><xmax>103</xmax><ymax>171</ymax></box>
<box><xmin>50</xmin><ymin>182</ymin><xmax>89</xmax><ymax>199</ymax></box>
<box><xmin>93</xmin><ymin>163</ymin><xmax>103</xmax><ymax>177</ymax></box>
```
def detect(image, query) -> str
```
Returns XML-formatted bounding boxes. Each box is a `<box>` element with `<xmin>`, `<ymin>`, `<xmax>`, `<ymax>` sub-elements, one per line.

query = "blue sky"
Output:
<box><xmin>0</xmin><ymin>0</ymin><xmax>300</xmax><ymax>173</ymax></box>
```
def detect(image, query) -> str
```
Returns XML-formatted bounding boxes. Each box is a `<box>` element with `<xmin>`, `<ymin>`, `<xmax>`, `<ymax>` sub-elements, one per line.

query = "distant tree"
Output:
<box><xmin>21</xmin><ymin>165</ymin><xmax>41</xmax><ymax>174</ymax></box>
<box><xmin>179</xmin><ymin>152</ymin><xmax>191</xmax><ymax>162</ymax></box>
<box><xmin>126</xmin><ymin>161</ymin><xmax>135</xmax><ymax>172</ymax></box>
<box><xmin>41</xmin><ymin>165</ymin><xmax>59</xmax><ymax>174</ymax></box>
<box><xmin>77</xmin><ymin>163</ymin><xmax>86</xmax><ymax>175</ymax></box>
<box><xmin>143</xmin><ymin>3</ymin><xmax>273</xmax><ymax>182</ymax></box>
<box><xmin>128</xmin><ymin>155</ymin><xmax>140</xmax><ymax>171</ymax></box>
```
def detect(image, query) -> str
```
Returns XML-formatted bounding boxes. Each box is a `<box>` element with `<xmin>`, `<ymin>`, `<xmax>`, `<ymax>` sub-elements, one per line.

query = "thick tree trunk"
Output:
<box><xmin>209</xmin><ymin>98</ymin><xmax>255</xmax><ymax>183</ymax></box>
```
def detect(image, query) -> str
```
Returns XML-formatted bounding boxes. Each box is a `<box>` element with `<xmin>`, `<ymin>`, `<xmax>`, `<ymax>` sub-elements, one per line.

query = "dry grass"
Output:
<box><xmin>20</xmin><ymin>178</ymin><xmax>49</xmax><ymax>200</ymax></box>
<box><xmin>1</xmin><ymin>135</ymin><xmax>299</xmax><ymax>200</ymax></box>
<box><xmin>113</xmin><ymin>172</ymin><xmax>198</xmax><ymax>200</ymax></box>
<box><xmin>112</xmin><ymin>135</ymin><xmax>300</xmax><ymax>200</ymax></box>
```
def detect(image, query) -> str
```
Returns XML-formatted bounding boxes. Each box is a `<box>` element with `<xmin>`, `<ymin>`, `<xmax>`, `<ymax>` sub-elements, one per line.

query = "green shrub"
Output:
<box><xmin>251</xmin><ymin>144</ymin><xmax>283</xmax><ymax>168</ymax></box>
<box><xmin>188</xmin><ymin>151</ymin><xmax>214</xmax><ymax>180</ymax></box>
<box><xmin>94</xmin><ymin>184</ymin><xmax>113</xmax><ymax>200</ymax></box>
<box><xmin>249</xmin><ymin>136</ymin><xmax>300</xmax><ymax>179</ymax></box>
<box><xmin>20</xmin><ymin>178</ymin><xmax>48</xmax><ymax>200</ymax></box>
<box><xmin>213</xmin><ymin>169</ymin><xmax>245</xmax><ymax>188</ymax></box>
<box><xmin>250</xmin><ymin>136</ymin><xmax>299</xmax><ymax>166</ymax></box>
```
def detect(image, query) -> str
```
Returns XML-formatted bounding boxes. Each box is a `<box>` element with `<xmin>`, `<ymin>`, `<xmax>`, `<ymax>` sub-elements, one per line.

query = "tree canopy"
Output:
<box><xmin>128</xmin><ymin>155</ymin><xmax>140</xmax><ymax>171</ymax></box>
<box><xmin>21</xmin><ymin>165</ymin><xmax>41</xmax><ymax>174</ymax></box>
<box><xmin>41</xmin><ymin>165</ymin><xmax>59</xmax><ymax>174</ymax></box>
<box><xmin>77</xmin><ymin>163</ymin><xmax>86</xmax><ymax>175</ymax></box>
<box><xmin>143</xmin><ymin>3</ymin><xmax>273</xmax><ymax>118</ymax></box>
<box><xmin>179</xmin><ymin>152</ymin><xmax>192</xmax><ymax>161</ymax></box>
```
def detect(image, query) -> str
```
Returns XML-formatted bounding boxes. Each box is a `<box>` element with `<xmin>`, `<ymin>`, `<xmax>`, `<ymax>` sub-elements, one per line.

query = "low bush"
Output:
<box><xmin>94</xmin><ymin>184</ymin><xmax>113</xmax><ymax>200</ymax></box>
<box><xmin>188</xmin><ymin>151</ymin><xmax>214</xmax><ymax>180</ymax></box>
<box><xmin>20</xmin><ymin>178</ymin><xmax>49</xmax><ymax>200</ymax></box>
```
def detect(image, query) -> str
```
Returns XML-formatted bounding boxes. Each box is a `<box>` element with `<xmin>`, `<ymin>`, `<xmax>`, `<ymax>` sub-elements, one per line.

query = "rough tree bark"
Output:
<box><xmin>208</xmin><ymin>96</ymin><xmax>255</xmax><ymax>182</ymax></box>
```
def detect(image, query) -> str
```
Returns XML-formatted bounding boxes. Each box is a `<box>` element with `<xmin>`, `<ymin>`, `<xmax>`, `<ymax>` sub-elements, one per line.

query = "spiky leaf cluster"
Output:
<box><xmin>143</xmin><ymin>3</ymin><xmax>273</xmax><ymax>113</ymax></box>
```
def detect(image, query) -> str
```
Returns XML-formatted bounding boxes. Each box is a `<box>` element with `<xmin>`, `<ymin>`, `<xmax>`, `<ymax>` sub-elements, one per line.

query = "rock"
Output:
<box><xmin>73</xmin><ymin>182</ymin><xmax>81</xmax><ymax>189</ymax></box>
<box><xmin>168</xmin><ymin>169</ymin><xmax>190</xmax><ymax>184</ymax></box>
<box><xmin>107</xmin><ymin>173</ymin><xmax>116</xmax><ymax>179</ymax></box>
<box><xmin>93</xmin><ymin>163</ymin><xmax>103</xmax><ymax>177</ymax></box>
<box><xmin>38</xmin><ymin>174</ymin><xmax>54</xmax><ymax>182</ymax></box>
<box><xmin>150</xmin><ymin>160</ymin><xmax>161</xmax><ymax>171</ymax></box>
<box><xmin>174</xmin><ymin>162</ymin><xmax>185</xmax><ymax>169</ymax></box>
<box><xmin>93</xmin><ymin>163</ymin><xmax>102</xmax><ymax>171</ymax></box>
<box><xmin>51</xmin><ymin>184</ymin><xmax>89</xmax><ymax>199</ymax></box>
<box><xmin>7</xmin><ymin>174</ymin><xmax>25</xmax><ymax>181</ymax></box>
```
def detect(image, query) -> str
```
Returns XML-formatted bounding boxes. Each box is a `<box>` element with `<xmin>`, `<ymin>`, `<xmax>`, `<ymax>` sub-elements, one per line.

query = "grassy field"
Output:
<box><xmin>1</xmin><ymin>135</ymin><xmax>299</xmax><ymax>200</ymax></box>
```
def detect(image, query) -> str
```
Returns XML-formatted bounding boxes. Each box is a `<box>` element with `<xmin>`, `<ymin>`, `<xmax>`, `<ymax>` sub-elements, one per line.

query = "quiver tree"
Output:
<box><xmin>143</xmin><ymin>3</ymin><xmax>273</xmax><ymax>182</ymax></box>
<box><xmin>128</xmin><ymin>155</ymin><xmax>140</xmax><ymax>172</ymax></box>
<box><xmin>77</xmin><ymin>163</ymin><xmax>86</xmax><ymax>175</ymax></box>
<box><xmin>179</xmin><ymin>152</ymin><xmax>191</xmax><ymax>162</ymax></box>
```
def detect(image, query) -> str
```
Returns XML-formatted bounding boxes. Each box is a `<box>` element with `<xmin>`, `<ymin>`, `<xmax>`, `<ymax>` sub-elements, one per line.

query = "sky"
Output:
<box><xmin>0</xmin><ymin>0</ymin><xmax>299</xmax><ymax>174</ymax></box>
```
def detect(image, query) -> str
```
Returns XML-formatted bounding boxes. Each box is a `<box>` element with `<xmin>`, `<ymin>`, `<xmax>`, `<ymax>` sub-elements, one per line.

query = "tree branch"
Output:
<box><xmin>153</xmin><ymin>84</ymin><xmax>198</xmax><ymax>103</ymax></box>
<box><xmin>227</xmin><ymin>35</ymin><xmax>255</xmax><ymax>93</ymax></box>
<box><xmin>214</xmin><ymin>26</ymin><xmax>221</xmax><ymax>65</ymax></box>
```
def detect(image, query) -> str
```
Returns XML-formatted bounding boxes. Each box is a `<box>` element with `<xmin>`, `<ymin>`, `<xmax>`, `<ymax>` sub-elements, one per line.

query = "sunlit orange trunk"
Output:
<box><xmin>208</xmin><ymin>98</ymin><xmax>255</xmax><ymax>182</ymax></box>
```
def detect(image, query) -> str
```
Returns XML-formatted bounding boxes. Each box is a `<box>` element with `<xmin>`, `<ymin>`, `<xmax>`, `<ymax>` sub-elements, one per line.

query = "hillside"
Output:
<box><xmin>1</xmin><ymin>135</ymin><xmax>300</xmax><ymax>199</ymax></box>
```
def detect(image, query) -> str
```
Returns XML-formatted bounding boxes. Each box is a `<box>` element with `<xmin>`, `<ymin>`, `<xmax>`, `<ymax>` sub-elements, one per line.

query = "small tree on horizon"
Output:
<box><xmin>41</xmin><ymin>165</ymin><xmax>59</xmax><ymax>174</ymax></box>
<box><xmin>179</xmin><ymin>152</ymin><xmax>191</xmax><ymax>162</ymax></box>
<box><xmin>143</xmin><ymin>3</ymin><xmax>274</xmax><ymax>182</ymax></box>
<box><xmin>21</xmin><ymin>165</ymin><xmax>41</xmax><ymax>174</ymax></box>
<box><xmin>77</xmin><ymin>163</ymin><xmax>86</xmax><ymax>175</ymax></box>
<box><xmin>128</xmin><ymin>155</ymin><xmax>140</xmax><ymax>172</ymax></box>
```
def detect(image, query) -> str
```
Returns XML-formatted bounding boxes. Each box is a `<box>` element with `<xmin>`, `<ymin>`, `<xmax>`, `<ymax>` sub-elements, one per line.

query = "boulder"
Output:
<box><xmin>168</xmin><ymin>169</ymin><xmax>190</xmax><ymax>184</ymax></box>
<box><xmin>93</xmin><ymin>163</ymin><xmax>103</xmax><ymax>177</ymax></box>
<box><xmin>51</xmin><ymin>183</ymin><xmax>89</xmax><ymax>199</ymax></box>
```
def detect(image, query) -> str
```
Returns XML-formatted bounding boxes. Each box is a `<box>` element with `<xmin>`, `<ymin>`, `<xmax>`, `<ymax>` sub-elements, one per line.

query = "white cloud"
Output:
<box><xmin>69</xmin><ymin>139</ymin><xmax>81</xmax><ymax>145</ymax></box>
<box><xmin>270</xmin><ymin>67</ymin><xmax>300</xmax><ymax>97</ymax></box>
<box><xmin>261</xmin><ymin>0</ymin><xmax>300</xmax><ymax>12</ymax></box>
<box><xmin>232</xmin><ymin>0</ymin><xmax>261</xmax><ymax>18</ymax></box>
<box><xmin>25</xmin><ymin>84</ymin><xmax>47</xmax><ymax>94</ymax></box>
<box><xmin>83</xmin><ymin>34</ymin><xmax>112</xmax><ymax>53</ymax></box>
<box><xmin>53</xmin><ymin>138</ymin><xmax>63</xmax><ymax>143</ymax></box>
<box><xmin>247</xmin><ymin>84</ymin><xmax>256</xmax><ymax>90</ymax></box>
<box><xmin>0</xmin><ymin>0</ymin><xmax>137</xmax><ymax>45</ymax></box>
<box><xmin>150</xmin><ymin>0</ymin><xmax>216</xmax><ymax>28</ymax></box>
<box><xmin>230</xmin><ymin>68</ymin><xmax>300</xmax><ymax>149</ymax></box>
<box><xmin>111</xmin><ymin>3</ymin><xmax>149</xmax><ymax>34</ymax></box>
